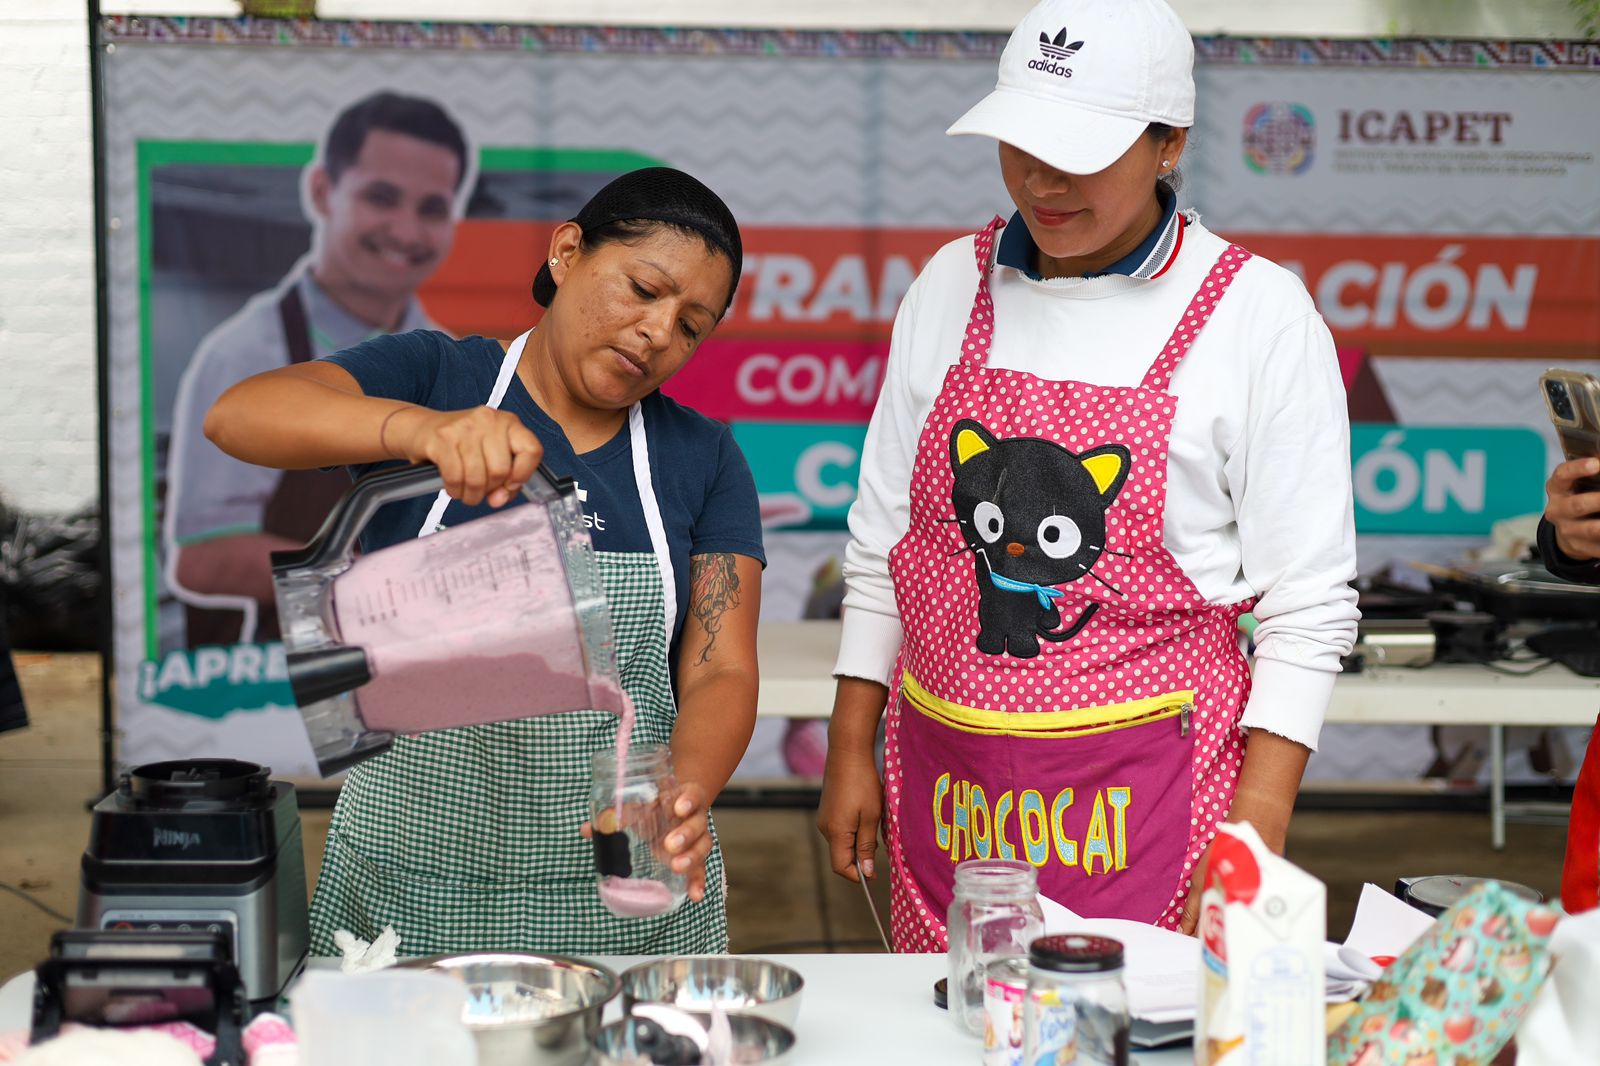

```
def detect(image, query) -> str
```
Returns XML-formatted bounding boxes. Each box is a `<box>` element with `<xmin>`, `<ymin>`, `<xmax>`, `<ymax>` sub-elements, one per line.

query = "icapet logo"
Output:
<box><xmin>1243</xmin><ymin>102</ymin><xmax>1316</xmax><ymax>176</ymax></box>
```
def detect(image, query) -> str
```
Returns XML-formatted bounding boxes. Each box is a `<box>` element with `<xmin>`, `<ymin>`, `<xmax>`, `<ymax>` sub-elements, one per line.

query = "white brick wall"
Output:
<box><xmin>0</xmin><ymin>2</ymin><xmax>96</xmax><ymax>516</ymax></box>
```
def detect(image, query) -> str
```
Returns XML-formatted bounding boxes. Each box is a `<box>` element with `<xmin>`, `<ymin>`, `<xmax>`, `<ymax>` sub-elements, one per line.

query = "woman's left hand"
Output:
<box><xmin>1178</xmin><ymin>800</ymin><xmax>1290</xmax><ymax>935</ymax></box>
<box><xmin>578</xmin><ymin>782</ymin><xmax>712</xmax><ymax>903</ymax></box>
<box><xmin>1181</xmin><ymin>732</ymin><xmax>1308</xmax><ymax>933</ymax></box>
<box><xmin>663</xmin><ymin>782</ymin><xmax>713</xmax><ymax>903</ymax></box>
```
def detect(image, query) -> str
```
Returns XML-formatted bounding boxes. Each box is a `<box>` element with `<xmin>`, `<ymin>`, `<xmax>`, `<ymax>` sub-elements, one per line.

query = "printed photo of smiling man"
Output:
<box><xmin>163</xmin><ymin>91</ymin><xmax>474</xmax><ymax>647</ymax></box>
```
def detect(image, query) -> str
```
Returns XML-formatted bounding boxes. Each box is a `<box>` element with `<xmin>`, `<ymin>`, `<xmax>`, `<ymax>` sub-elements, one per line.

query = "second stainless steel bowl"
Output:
<box><xmin>620</xmin><ymin>956</ymin><xmax>804</xmax><ymax>1028</ymax></box>
<box><xmin>592</xmin><ymin>1012</ymin><xmax>797</xmax><ymax>1065</ymax></box>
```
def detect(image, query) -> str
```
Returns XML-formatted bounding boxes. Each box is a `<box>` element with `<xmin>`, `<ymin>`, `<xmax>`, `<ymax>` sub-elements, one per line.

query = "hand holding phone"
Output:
<box><xmin>1540</xmin><ymin>369</ymin><xmax>1600</xmax><ymax>561</ymax></box>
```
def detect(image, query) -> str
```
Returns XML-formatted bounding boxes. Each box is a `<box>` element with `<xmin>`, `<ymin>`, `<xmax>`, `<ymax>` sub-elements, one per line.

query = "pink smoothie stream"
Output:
<box><xmin>597</xmin><ymin>693</ymin><xmax>678</xmax><ymax>919</ymax></box>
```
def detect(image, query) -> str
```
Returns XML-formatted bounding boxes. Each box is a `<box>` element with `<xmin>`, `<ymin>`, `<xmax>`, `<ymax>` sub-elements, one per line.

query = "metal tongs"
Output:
<box><xmin>855</xmin><ymin>861</ymin><xmax>892</xmax><ymax>952</ymax></box>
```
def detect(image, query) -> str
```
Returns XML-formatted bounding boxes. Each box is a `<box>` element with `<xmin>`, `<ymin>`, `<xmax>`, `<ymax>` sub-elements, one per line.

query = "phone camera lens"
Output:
<box><xmin>1547</xmin><ymin>380</ymin><xmax>1575</xmax><ymax>421</ymax></box>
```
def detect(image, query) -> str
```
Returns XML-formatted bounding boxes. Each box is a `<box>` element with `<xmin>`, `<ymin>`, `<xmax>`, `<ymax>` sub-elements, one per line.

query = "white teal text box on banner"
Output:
<box><xmin>741</xmin><ymin>420</ymin><xmax>1549</xmax><ymax>537</ymax></box>
<box><xmin>1350</xmin><ymin>424</ymin><xmax>1546</xmax><ymax>535</ymax></box>
<box><xmin>140</xmin><ymin>643</ymin><xmax>294</xmax><ymax>718</ymax></box>
<box><xmin>732</xmin><ymin>422</ymin><xmax>868</xmax><ymax>531</ymax></box>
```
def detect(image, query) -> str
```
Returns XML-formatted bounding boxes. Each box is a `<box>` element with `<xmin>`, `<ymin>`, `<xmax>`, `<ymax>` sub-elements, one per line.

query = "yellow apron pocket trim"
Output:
<box><xmin>901</xmin><ymin>672</ymin><xmax>1194</xmax><ymax>739</ymax></box>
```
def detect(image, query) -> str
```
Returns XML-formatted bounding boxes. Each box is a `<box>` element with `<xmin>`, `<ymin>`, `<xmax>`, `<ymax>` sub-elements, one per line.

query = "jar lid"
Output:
<box><xmin>1029</xmin><ymin>934</ymin><xmax>1124</xmax><ymax>973</ymax></box>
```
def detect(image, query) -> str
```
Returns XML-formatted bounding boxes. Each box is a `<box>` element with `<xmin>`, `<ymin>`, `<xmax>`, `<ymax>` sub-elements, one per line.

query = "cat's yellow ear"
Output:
<box><xmin>1082</xmin><ymin>453</ymin><xmax>1124</xmax><ymax>496</ymax></box>
<box><xmin>955</xmin><ymin>428</ymin><xmax>991</xmax><ymax>465</ymax></box>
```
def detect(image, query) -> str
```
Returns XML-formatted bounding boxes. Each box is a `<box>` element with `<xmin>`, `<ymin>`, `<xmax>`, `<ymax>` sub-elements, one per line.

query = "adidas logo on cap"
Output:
<box><xmin>1038</xmin><ymin>28</ymin><xmax>1085</xmax><ymax>60</ymax></box>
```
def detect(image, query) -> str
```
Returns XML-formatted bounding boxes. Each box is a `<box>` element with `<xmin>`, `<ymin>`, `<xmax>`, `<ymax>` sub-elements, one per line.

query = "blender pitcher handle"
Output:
<box><xmin>271</xmin><ymin>462</ymin><xmax>573</xmax><ymax>574</ymax></box>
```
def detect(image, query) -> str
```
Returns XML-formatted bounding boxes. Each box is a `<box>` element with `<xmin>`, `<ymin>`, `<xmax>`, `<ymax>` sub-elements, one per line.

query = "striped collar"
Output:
<box><xmin>996</xmin><ymin>182</ymin><xmax>1184</xmax><ymax>282</ymax></box>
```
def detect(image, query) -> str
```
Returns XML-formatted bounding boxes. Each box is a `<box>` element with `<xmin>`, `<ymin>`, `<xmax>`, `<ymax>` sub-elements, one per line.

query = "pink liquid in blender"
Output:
<box><xmin>330</xmin><ymin>504</ymin><xmax>625</xmax><ymax>731</ymax></box>
<box><xmin>597</xmin><ymin>693</ymin><xmax>677</xmax><ymax>919</ymax></box>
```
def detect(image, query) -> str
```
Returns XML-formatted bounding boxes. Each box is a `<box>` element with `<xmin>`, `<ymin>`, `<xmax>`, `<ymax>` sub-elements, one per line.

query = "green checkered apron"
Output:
<box><xmin>307</xmin><ymin>332</ymin><xmax>727</xmax><ymax>957</ymax></box>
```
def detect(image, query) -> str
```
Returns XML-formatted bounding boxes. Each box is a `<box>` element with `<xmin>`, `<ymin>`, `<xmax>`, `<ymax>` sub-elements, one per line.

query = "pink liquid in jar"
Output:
<box><xmin>597</xmin><ymin>875</ymin><xmax>675</xmax><ymax>918</ymax></box>
<box><xmin>596</xmin><ymin>695</ymin><xmax>682</xmax><ymax>919</ymax></box>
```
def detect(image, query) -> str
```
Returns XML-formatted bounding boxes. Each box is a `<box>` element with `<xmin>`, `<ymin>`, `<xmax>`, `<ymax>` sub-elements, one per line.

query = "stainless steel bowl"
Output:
<box><xmin>400</xmin><ymin>952</ymin><xmax>619</xmax><ymax>1066</ymax></box>
<box><xmin>620</xmin><ymin>957</ymin><xmax>804</xmax><ymax>1028</ymax></box>
<box><xmin>592</xmin><ymin>1012</ymin><xmax>797</xmax><ymax>1065</ymax></box>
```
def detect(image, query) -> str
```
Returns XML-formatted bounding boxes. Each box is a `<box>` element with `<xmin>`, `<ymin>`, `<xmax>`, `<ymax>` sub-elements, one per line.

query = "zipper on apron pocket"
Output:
<box><xmin>901</xmin><ymin>673</ymin><xmax>1196</xmax><ymax>739</ymax></box>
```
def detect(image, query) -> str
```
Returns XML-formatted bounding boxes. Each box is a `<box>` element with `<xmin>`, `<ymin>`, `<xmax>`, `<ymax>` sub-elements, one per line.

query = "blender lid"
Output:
<box><xmin>124</xmin><ymin>759</ymin><xmax>271</xmax><ymax>810</ymax></box>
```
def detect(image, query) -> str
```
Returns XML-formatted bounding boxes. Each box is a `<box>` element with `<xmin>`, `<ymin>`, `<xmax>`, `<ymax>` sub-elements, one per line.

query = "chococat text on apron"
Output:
<box><xmin>883</xmin><ymin>218</ymin><xmax>1256</xmax><ymax>949</ymax></box>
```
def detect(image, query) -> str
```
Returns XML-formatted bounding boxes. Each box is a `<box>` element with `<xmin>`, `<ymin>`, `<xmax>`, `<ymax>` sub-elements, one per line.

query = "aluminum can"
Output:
<box><xmin>982</xmin><ymin>956</ymin><xmax>1030</xmax><ymax>1066</ymax></box>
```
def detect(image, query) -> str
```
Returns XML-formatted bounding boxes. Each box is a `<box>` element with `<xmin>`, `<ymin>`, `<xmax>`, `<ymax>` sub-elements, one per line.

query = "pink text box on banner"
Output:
<box><xmin>662</xmin><ymin>339</ymin><xmax>887</xmax><ymax>424</ymax></box>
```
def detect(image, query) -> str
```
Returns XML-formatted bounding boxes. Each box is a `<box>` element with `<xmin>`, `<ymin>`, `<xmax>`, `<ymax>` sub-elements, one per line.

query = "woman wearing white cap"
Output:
<box><xmin>818</xmin><ymin>0</ymin><xmax>1358</xmax><ymax>943</ymax></box>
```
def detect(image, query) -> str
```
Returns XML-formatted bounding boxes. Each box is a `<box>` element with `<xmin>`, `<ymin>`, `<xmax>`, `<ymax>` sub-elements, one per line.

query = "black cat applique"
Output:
<box><xmin>947</xmin><ymin>419</ymin><xmax>1130</xmax><ymax>659</ymax></box>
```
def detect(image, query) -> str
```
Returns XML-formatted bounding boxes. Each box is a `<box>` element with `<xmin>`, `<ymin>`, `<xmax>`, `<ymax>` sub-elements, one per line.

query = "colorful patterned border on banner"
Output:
<box><xmin>99</xmin><ymin>16</ymin><xmax>1600</xmax><ymax>69</ymax></box>
<box><xmin>1195</xmin><ymin>36</ymin><xmax>1600</xmax><ymax>68</ymax></box>
<box><xmin>98</xmin><ymin>16</ymin><xmax>1006</xmax><ymax>59</ymax></box>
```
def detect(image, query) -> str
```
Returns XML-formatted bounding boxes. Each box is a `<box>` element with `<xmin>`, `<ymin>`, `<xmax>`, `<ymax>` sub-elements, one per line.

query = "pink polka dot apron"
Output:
<box><xmin>883</xmin><ymin>217</ymin><xmax>1255</xmax><ymax>950</ymax></box>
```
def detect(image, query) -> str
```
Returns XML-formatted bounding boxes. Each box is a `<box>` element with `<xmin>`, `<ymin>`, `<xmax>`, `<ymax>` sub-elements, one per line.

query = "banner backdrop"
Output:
<box><xmin>98</xmin><ymin>20</ymin><xmax>1600</xmax><ymax>781</ymax></box>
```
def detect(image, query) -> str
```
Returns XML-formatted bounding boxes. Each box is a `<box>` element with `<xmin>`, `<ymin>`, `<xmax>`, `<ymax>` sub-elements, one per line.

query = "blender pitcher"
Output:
<box><xmin>271</xmin><ymin>462</ymin><xmax>625</xmax><ymax>777</ymax></box>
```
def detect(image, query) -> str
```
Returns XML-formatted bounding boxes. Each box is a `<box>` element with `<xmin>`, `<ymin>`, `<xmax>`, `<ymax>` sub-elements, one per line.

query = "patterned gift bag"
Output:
<box><xmin>1327</xmin><ymin>882</ymin><xmax>1561</xmax><ymax>1066</ymax></box>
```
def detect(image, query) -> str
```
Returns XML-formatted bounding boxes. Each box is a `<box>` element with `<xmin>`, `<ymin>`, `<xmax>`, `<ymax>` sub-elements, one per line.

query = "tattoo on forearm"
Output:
<box><xmin>689</xmin><ymin>553</ymin><xmax>741</xmax><ymax>665</ymax></box>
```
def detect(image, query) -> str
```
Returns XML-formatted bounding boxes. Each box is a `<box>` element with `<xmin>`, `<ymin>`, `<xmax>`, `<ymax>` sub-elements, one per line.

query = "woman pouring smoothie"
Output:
<box><xmin>817</xmin><ymin>0</ymin><xmax>1359</xmax><ymax>944</ymax></box>
<box><xmin>206</xmin><ymin>167</ymin><xmax>765</xmax><ymax>955</ymax></box>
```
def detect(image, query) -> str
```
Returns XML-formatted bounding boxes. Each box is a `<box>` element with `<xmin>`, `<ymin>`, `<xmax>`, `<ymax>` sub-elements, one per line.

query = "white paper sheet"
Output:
<box><xmin>1341</xmin><ymin>882</ymin><xmax>1436</xmax><ymax>960</ymax></box>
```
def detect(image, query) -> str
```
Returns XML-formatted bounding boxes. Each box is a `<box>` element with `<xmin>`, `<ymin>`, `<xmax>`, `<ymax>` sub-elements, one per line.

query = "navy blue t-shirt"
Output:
<box><xmin>325</xmin><ymin>330</ymin><xmax>765</xmax><ymax>668</ymax></box>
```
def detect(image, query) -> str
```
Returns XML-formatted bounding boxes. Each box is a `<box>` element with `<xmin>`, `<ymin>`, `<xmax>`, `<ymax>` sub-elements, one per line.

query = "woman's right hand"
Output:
<box><xmin>817</xmin><ymin>747</ymin><xmax>884</xmax><ymax>883</ymax></box>
<box><xmin>391</xmin><ymin>405</ymin><xmax>543</xmax><ymax>508</ymax></box>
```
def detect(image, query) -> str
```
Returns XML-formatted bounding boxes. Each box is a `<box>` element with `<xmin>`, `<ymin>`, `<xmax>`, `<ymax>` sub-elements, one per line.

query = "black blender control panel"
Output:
<box><xmin>98</xmin><ymin>910</ymin><xmax>239</xmax><ymax>962</ymax></box>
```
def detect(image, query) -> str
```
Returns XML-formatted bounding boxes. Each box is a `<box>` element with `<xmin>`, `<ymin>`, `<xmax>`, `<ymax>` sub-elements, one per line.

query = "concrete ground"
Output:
<box><xmin>0</xmin><ymin>654</ymin><xmax>1570</xmax><ymax>983</ymax></box>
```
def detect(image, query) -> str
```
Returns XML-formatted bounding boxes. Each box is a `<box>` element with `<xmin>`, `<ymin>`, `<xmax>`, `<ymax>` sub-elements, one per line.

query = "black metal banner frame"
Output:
<box><xmin>87</xmin><ymin>0</ymin><xmax>116</xmax><ymax>800</ymax></box>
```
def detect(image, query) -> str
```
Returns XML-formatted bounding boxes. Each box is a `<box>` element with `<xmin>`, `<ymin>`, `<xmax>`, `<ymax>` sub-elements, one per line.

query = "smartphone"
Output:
<box><xmin>1540</xmin><ymin>368</ymin><xmax>1600</xmax><ymax>494</ymax></box>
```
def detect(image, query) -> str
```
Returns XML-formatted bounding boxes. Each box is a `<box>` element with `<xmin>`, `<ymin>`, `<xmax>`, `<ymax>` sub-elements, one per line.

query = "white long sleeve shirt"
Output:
<box><xmin>835</xmin><ymin>218</ymin><xmax>1360</xmax><ymax>751</ymax></box>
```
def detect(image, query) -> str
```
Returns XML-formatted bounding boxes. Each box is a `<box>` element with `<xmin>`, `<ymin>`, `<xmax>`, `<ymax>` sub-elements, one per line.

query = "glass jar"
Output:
<box><xmin>1023</xmin><ymin>935</ymin><xmax>1130</xmax><ymax>1066</ymax></box>
<box><xmin>589</xmin><ymin>742</ymin><xmax>687</xmax><ymax>919</ymax></box>
<box><xmin>947</xmin><ymin>859</ymin><xmax>1044</xmax><ymax>1036</ymax></box>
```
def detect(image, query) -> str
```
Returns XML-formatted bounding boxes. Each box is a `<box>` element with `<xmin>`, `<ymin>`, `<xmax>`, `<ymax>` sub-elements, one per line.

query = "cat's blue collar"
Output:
<box><xmin>988</xmin><ymin>570</ymin><xmax>1065</xmax><ymax>610</ymax></box>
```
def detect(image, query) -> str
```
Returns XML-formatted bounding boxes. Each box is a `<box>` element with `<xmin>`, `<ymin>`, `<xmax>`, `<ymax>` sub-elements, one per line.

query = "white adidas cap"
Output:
<box><xmin>947</xmin><ymin>0</ymin><xmax>1195</xmax><ymax>176</ymax></box>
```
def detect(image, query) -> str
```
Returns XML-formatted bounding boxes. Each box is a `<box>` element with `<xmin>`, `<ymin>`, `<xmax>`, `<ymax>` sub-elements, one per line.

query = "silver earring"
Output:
<box><xmin>1161</xmin><ymin>160</ymin><xmax>1171</xmax><ymax>168</ymax></box>
<box><xmin>549</xmin><ymin>257</ymin><xmax>559</xmax><ymax>266</ymax></box>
